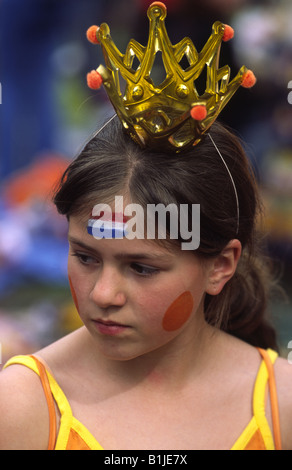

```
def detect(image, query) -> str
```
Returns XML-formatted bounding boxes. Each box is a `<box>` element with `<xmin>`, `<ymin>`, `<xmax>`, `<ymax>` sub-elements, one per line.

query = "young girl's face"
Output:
<box><xmin>67</xmin><ymin>215</ymin><xmax>212</xmax><ymax>361</ymax></box>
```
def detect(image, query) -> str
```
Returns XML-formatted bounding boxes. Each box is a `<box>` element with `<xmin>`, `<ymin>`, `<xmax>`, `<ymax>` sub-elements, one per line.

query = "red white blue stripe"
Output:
<box><xmin>87</xmin><ymin>218</ymin><xmax>128</xmax><ymax>239</ymax></box>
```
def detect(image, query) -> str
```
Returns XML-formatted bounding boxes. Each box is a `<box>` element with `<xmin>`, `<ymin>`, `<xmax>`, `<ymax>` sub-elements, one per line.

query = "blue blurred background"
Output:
<box><xmin>0</xmin><ymin>0</ymin><xmax>291</xmax><ymax>365</ymax></box>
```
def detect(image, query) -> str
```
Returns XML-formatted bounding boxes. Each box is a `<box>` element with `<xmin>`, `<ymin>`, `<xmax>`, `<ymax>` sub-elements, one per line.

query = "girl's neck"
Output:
<box><xmin>83</xmin><ymin>320</ymin><xmax>219</xmax><ymax>393</ymax></box>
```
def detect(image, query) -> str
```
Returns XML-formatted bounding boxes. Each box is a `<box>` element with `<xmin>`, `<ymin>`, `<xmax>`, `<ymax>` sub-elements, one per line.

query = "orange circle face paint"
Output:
<box><xmin>162</xmin><ymin>291</ymin><xmax>194</xmax><ymax>332</ymax></box>
<box><xmin>68</xmin><ymin>276</ymin><xmax>79</xmax><ymax>313</ymax></box>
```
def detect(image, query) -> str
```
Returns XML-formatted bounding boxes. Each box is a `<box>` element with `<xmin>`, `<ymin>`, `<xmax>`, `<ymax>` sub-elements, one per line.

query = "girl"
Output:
<box><xmin>0</xmin><ymin>118</ymin><xmax>292</xmax><ymax>450</ymax></box>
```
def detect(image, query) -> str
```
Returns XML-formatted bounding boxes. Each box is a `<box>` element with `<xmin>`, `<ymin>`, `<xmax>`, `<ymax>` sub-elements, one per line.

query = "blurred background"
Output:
<box><xmin>0</xmin><ymin>0</ymin><xmax>291</xmax><ymax>366</ymax></box>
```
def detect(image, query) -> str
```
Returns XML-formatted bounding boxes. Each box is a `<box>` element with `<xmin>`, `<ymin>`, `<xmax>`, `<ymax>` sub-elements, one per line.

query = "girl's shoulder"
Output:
<box><xmin>221</xmin><ymin>334</ymin><xmax>292</xmax><ymax>449</ymax></box>
<box><xmin>274</xmin><ymin>355</ymin><xmax>292</xmax><ymax>450</ymax></box>
<box><xmin>0</xmin><ymin>330</ymin><xmax>82</xmax><ymax>450</ymax></box>
<box><xmin>0</xmin><ymin>360</ymin><xmax>50</xmax><ymax>450</ymax></box>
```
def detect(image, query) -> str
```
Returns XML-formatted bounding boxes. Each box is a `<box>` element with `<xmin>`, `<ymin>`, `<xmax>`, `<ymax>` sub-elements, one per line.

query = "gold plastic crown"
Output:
<box><xmin>86</xmin><ymin>1</ymin><xmax>256</xmax><ymax>152</ymax></box>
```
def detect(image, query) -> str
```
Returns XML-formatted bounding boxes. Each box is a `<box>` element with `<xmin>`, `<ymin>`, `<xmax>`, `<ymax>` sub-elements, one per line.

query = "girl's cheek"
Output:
<box><xmin>162</xmin><ymin>291</ymin><xmax>194</xmax><ymax>332</ymax></box>
<box><xmin>68</xmin><ymin>275</ymin><xmax>80</xmax><ymax>313</ymax></box>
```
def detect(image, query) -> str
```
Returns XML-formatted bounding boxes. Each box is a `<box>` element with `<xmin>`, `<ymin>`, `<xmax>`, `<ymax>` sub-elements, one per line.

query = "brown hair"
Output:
<box><xmin>54</xmin><ymin>117</ymin><xmax>279</xmax><ymax>350</ymax></box>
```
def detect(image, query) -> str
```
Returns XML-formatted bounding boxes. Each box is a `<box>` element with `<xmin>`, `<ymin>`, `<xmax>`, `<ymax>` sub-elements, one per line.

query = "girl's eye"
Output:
<box><xmin>72</xmin><ymin>253</ymin><xmax>97</xmax><ymax>265</ymax></box>
<box><xmin>131</xmin><ymin>263</ymin><xmax>159</xmax><ymax>277</ymax></box>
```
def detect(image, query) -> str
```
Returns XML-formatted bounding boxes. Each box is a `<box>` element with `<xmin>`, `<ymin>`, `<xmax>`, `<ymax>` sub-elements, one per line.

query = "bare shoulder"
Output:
<box><xmin>0</xmin><ymin>363</ymin><xmax>50</xmax><ymax>450</ymax></box>
<box><xmin>36</xmin><ymin>327</ymin><xmax>89</xmax><ymax>374</ymax></box>
<box><xmin>0</xmin><ymin>330</ymin><xmax>85</xmax><ymax>451</ymax></box>
<box><xmin>274</xmin><ymin>355</ymin><xmax>292</xmax><ymax>450</ymax></box>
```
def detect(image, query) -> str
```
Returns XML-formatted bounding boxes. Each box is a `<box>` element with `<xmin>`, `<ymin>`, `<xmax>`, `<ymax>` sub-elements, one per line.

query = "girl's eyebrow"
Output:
<box><xmin>68</xmin><ymin>237</ymin><xmax>96</xmax><ymax>253</ymax></box>
<box><xmin>68</xmin><ymin>236</ymin><xmax>173</xmax><ymax>262</ymax></box>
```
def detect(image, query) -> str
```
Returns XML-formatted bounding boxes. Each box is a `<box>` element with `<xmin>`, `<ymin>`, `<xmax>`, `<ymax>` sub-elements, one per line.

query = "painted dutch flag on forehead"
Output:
<box><xmin>87</xmin><ymin>211</ymin><xmax>129</xmax><ymax>239</ymax></box>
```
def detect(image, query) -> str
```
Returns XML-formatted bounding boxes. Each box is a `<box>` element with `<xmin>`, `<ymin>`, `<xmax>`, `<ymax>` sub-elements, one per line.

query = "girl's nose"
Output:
<box><xmin>89</xmin><ymin>265</ymin><xmax>127</xmax><ymax>309</ymax></box>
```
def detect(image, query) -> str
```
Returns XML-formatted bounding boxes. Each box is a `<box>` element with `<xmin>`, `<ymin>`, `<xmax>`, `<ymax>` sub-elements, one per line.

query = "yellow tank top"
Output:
<box><xmin>3</xmin><ymin>348</ymin><xmax>282</xmax><ymax>450</ymax></box>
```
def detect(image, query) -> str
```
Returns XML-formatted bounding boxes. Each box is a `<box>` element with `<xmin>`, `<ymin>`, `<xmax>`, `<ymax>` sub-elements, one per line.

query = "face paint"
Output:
<box><xmin>68</xmin><ymin>276</ymin><xmax>79</xmax><ymax>313</ymax></box>
<box><xmin>162</xmin><ymin>291</ymin><xmax>194</xmax><ymax>332</ymax></box>
<box><xmin>87</xmin><ymin>211</ymin><xmax>129</xmax><ymax>239</ymax></box>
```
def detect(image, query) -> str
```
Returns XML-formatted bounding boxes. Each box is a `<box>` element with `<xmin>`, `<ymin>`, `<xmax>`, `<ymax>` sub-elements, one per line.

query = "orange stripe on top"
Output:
<box><xmin>31</xmin><ymin>356</ymin><xmax>57</xmax><ymax>450</ymax></box>
<box><xmin>258</xmin><ymin>348</ymin><xmax>282</xmax><ymax>450</ymax></box>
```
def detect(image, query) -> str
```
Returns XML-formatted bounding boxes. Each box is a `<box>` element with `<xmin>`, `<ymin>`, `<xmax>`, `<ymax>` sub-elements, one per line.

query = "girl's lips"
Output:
<box><xmin>93</xmin><ymin>319</ymin><xmax>131</xmax><ymax>336</ymax></box>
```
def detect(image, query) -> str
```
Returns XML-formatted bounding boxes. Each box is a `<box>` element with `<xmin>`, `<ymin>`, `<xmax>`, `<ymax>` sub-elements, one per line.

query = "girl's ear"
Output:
<box><xmin>206</xmin><ymin>239</ymin><xmax>242</xmax><ymax>296</ymax></box>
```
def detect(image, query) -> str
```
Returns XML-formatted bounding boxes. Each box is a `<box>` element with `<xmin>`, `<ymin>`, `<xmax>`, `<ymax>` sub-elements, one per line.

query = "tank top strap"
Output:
<box><xmin>254</xmin><ymin>348</ymin><xmax>282</xmax><ymax>450</ymax></box>
<box><xmin>3</xmin><ymin>355</ymin><xmax>74</xmax><ymax>450</ymax></box>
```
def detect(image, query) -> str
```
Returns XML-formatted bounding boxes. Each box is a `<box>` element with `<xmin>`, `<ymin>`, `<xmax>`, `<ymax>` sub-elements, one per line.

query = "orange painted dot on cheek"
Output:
<box><xmin>68</xmin><ymin>276</ymin><xmax>79</xmax><ymax>313</ymax></box>
<box><xmin>162</xmin><ymin>291</ymin><xmax>194</xmax><ymax>332</ymax></box>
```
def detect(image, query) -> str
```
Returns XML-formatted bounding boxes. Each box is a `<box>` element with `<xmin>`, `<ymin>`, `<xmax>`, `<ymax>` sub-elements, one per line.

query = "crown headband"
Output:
<box><xmin>86</xmin><ymin>1</ymin><xmax>256</xmax><ymax>153</ymax></box>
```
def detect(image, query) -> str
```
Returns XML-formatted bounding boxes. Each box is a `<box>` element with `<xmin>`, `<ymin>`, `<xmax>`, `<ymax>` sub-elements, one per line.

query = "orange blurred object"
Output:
<box><xmin>86</xmin><ymin>25</ymin><xmax>100</xmax><ymax>44</ymax></box>
<box><xmin>3</xmin><ymin>155</ymin><xmax>69</xmax><ymax>206</ymax></box>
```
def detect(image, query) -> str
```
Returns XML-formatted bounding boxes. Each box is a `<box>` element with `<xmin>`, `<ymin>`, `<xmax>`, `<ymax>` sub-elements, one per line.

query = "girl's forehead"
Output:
<box><xmin>70</xmin><ymin>193</ymin><xmax>201</xmax><ymax>253</ymax></box>
<box><xmin>68</xmin><ymin>214</ymin><xmax>181</xmax><ymax>259</ymax></box>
